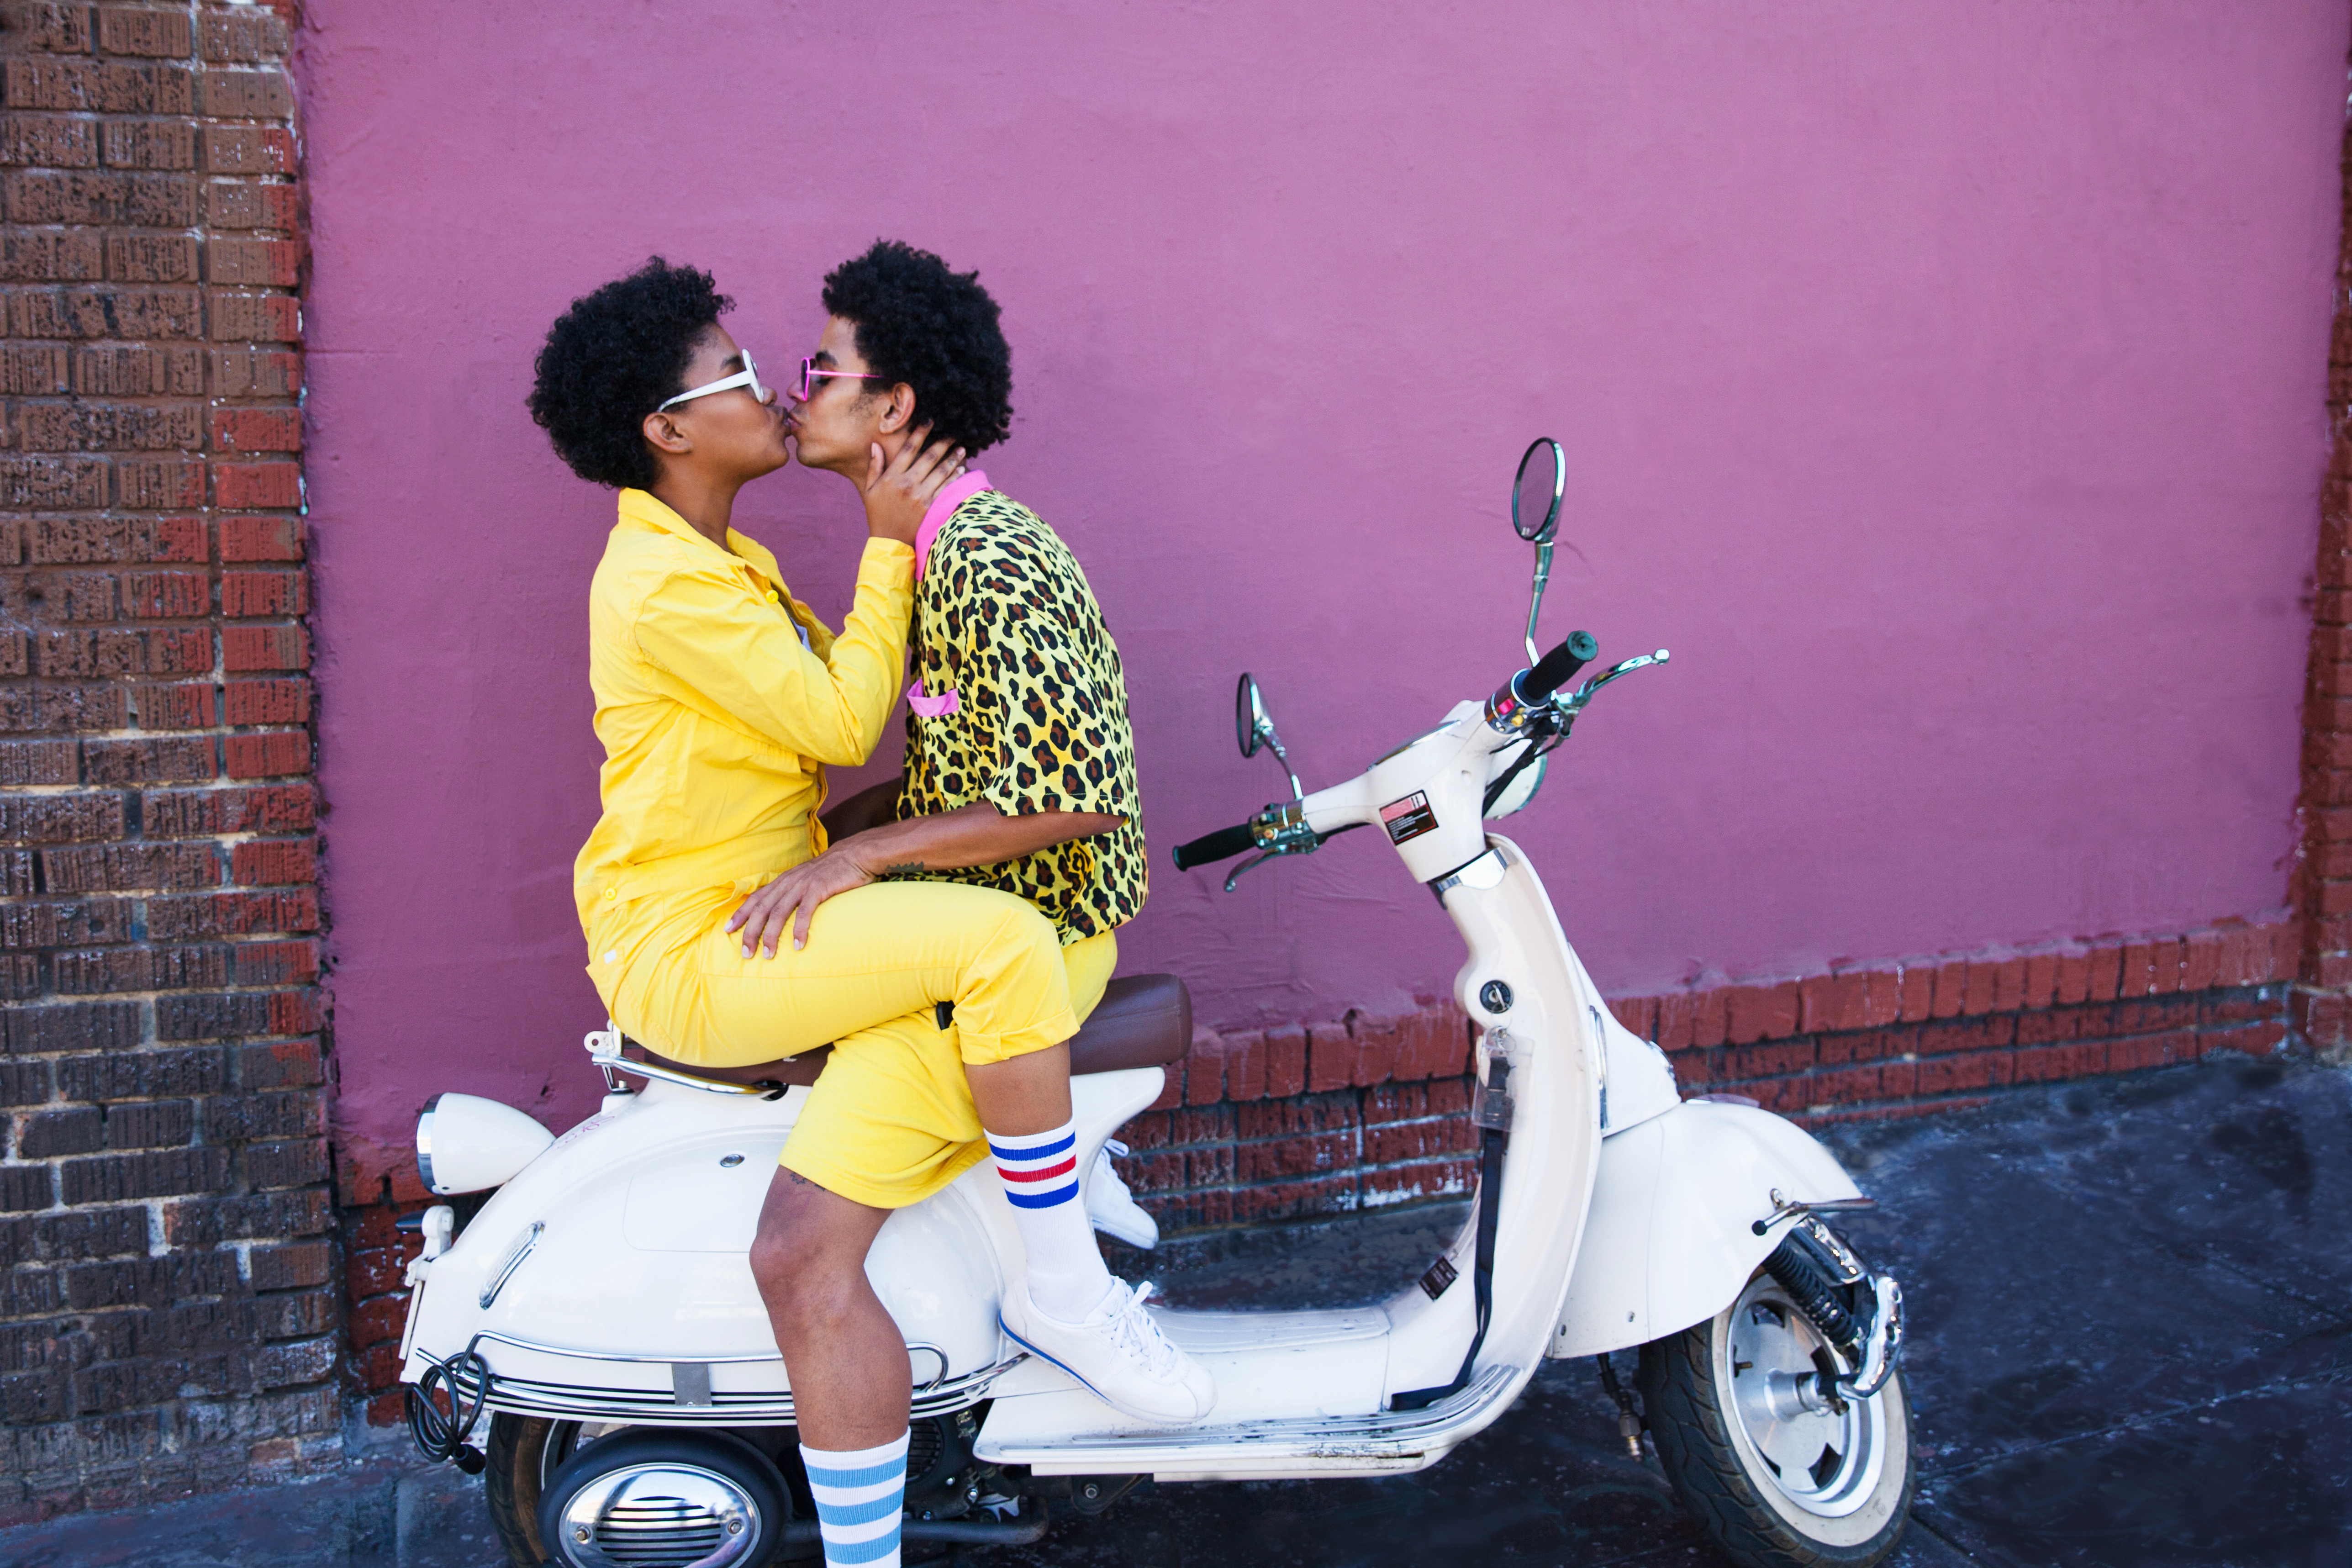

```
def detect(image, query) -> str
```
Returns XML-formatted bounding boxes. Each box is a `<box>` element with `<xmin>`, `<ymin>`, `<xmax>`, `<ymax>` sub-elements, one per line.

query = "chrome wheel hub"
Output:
<box><xmin>556</xmin><ymin>1461</ymin><xmax>761</xmax><ymax>1568</ymax></box>
<box><xmin>1721</xmin><ymin>1277</ymin><xmax>1889</xmax><ymax>1520</ymax></box>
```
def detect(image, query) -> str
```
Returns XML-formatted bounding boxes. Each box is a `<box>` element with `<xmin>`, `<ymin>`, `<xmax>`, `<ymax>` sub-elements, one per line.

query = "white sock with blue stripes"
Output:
<box><xmin>802</xmin><ymin>1431</ymin><xmax>907</xmax><ymax>1568</ymax></box>
<box><xmin>990</xmin><ymin>1118</ymin><xmax>1116</xmax><ymax>1321</ymax></box>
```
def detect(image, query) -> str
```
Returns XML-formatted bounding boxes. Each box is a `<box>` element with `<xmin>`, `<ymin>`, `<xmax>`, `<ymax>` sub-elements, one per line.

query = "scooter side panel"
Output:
<box><xmin>1548</xmin><ymin>1100</ymin><xmax>1866</xmax><ymax>1357</ymax></box>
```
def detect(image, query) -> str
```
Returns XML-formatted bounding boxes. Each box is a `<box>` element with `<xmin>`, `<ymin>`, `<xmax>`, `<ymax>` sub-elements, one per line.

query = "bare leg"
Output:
<box><xmin>964</xmin><ymin>1041</ymin><xmax>1073</xmax><ymax>1136</ymax></box>
<box><xmin>747</xmin><ymin>1167</ymin><xmax>907</xmax><ymax>1451</ymax></box>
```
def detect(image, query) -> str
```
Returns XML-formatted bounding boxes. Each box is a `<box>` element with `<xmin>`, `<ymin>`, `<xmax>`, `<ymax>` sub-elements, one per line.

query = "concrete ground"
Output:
<box><xmin>3</xmin><ymin>1055</ymin><xmax>2345</xmax><ymax>1568</ymax></box>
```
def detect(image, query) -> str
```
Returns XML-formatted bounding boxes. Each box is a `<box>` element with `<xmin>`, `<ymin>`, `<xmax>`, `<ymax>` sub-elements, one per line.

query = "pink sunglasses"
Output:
<box><xmin>795</xmin><ymin>356</ymin><xmax>882</xmax><ymax>402</ymax></box>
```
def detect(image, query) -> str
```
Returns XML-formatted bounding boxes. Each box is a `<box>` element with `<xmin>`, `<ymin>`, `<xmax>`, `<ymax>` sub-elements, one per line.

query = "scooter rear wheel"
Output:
<box><xmin>484</xmin><ymin>1414</ymin><xmax>583</xmax><ymax>1567</ymax></box>
<box><xmin>1638</xmin><ymin>1268</ymin><xmax>1914</xmax><ymax>1568</ymax></box>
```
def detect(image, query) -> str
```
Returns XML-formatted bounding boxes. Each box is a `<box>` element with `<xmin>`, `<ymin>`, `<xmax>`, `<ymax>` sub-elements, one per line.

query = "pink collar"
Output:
<box><xmin>913</xmin><ymin>469</ymin><xmax>989</xmax><ymax>580</ymax></box>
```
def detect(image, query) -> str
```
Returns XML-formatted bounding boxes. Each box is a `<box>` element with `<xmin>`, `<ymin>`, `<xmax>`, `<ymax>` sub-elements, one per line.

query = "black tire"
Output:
<box><xmin>484</xmin><ymin>1414</ymin><xmax>580</xmax><ymax>1567</ymax></box>
<box><xmin>1638</xmin><ymin>1270</ymin><xmax>1914</xmax><ymax>1568</ymax></box>
<box><xmin>535</xmin><ymin>1426</ymin><xmax>790</xmax><ymax>1568</ymax></box>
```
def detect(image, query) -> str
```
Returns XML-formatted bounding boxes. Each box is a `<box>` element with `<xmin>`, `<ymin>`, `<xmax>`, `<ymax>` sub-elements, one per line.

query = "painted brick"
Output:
<box><xmin>1724</xmin><ymin>980</ymin><xmax>1800</xmax><ymax>1045</ymax></box>
<box><xmin>204</xmin><ymin>236</ymin><xmax>301</xmax><ymax>290</ymax></box>
<box><xmin>1181</xmin><ymin>1029</ymin><xmax>1222</xmax><ymax>1107</ymax></box>
<box><xmin>0</xmin><ymin>453</ymin><xmax>107</xmax><ymax>507</ymax></box>
<box><xmin>1894</xmin><ymin>963</ymin><xmax>1932</xmax><ymax>1023</ymax></box>
<box><xmin>209</xmin><ymin>347</ymin><xmax>299</xmax><ymax>398</ymax></box>
<box><xmin>100</xmin><ymin>121</ymin><xmax>195</xmax><ymax>172</ymax></box>
<box><xmin>210</xmin><ymin>406</ymin><xmax>298</xmax><ymax>452</ymax></box>
<box><xmin>0</xmin><ymin>230</ymin><xmax>101</xmax><ymax>281</ymax></box>
<box><xmin>212</xmin><ymin>459</ymin><xmax>297</xmax><ymax>508</ymax></box>
<box><xmin>200</xmin><ymin>125</ymin><xmax>292</xmax><ymax>176</ymax></box>
<box><xmin>12</xmin><ymin>4</ymin><xmax>95</xmax><ymax>52</ymax></box>
<box><xmin>98</xmin><ymin>8</ymin><xmax>195</xmax><ymax>58</ymax></box>
<box><xmin>206</xmin><ymin>180</ymin><xmax>298</xmax><ymax>232</ymax></box>
<box><xmin>5</xmin><ymin>170</ymin><xmax>198</xmax><ymax>228</ymax></box>
<box><xmin>224</xmin><ymin>729</ymin><xmax>307</xmax><ymax>778</ymax></box>
<box><xmin>1305</xmin><ymin>1019</ymin><xmax>1363</xmax><ymax>1093</ymax></box>
<box><xmin>84</xmin><ymin>735</ymin><xmax>213</xmax><ymax>783</ymax></box>
<box><xmin>221</xmin><ymin>570</ymin><xmax>303</xmax><ymax>616</ymax></box>
<box><xmin>0</xmin><ymin>113</ymin><xmax>100</xmax><ymax>168</ymax></box>
<box><xmin>133</xmin><ymin>680</ymin><xmax>216</xmax><ymax>729</ymax></box>
<box><xmin>116</xmin><ymin>457</ymin><xmax>206</xmax><ymax>509</ymax></box>
<box><xmin>73</xmin><ymin>342</ymin><xmax>203</xmax><ymax>395</ymax></box>
<box><xmin>41</xmin><ymin>840</ymin><xmax>217</xmax><ymax>892</ymax></box>
<box><xmin>0</xmin><ymin>342</ymin><xmax>69</xmax><ymax>393</ymax></box>
<box><xmin>221</xmin><ymin>623</ymin><xmax>306</xmax><ymax>671</ymax></box>
<box><xmin>222</xmin><ymin>677</ymin><xmax>308</xmax><ymax>725</ymax></box>
<box><xmin>220</xmin><ymin>514</ymin><xmax>301</xmax><ymax>561</ymax></box>
<box><xmin>207</xmin><ymin>291</ymin><xmax>296</xmax><ymax>343</ymax></box>
<box><xmin>1262</xmin><ymin>1025</ymin><xmax>1306</xmax><ymax>1098</ymax></box>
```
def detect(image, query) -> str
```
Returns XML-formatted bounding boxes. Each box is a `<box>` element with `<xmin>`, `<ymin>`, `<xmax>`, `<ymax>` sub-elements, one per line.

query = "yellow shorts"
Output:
<box><xmin>778</xmin><ymin>929</ymin><xmax>1117</xmax><ymax>1210</ymax></box>
<box><xmin>595</xmin><ymin>878</ymin><xmax>1082</xmax><ymax>1069</ymax></box>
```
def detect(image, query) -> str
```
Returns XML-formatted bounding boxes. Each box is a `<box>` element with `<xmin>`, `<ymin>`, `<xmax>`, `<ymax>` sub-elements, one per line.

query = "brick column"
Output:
<box><xmin>0</xmin><ymin>1</ymin><xmax>332</xmax><ymax>1521</ymax></box>
<box><xmin>2300</xmin><ymin>100</ymin><xmax>2352</xmax><ymax>1063</ymax></box>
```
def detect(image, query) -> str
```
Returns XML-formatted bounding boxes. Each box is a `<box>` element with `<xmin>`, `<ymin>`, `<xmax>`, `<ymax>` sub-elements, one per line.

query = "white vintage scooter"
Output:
<box><xmin>397</xmin><ymin>438</ymin><xmax>1912</xmax><ymax>1568</ymax></box>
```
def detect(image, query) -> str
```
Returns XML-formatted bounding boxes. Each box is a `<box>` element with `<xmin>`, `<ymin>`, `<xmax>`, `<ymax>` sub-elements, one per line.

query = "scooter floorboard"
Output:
<box><xmin>976</xmin><ymin>1362</ymin><xmax>1521</xmax><ymax>1480</ymax></box>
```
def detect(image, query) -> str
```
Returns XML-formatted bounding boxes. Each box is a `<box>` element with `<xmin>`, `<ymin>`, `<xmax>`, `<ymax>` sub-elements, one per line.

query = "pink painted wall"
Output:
<box><xmin>299</xmin><ymin>1</ymin><xmax>2348</xmax><ymax>1176</ymax></box>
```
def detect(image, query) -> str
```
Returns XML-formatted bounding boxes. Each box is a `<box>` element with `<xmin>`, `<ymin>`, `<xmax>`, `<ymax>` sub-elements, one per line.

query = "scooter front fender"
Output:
<box><xmin>1548</xmin><ymin>1100</ymin><xmax>1863</xmax><ymax>1358</ymax></box>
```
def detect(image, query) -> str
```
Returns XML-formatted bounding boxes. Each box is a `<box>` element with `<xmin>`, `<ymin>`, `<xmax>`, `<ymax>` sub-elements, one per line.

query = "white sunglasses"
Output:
<box><xmin>658</xmin><ymin>349</ymin><xmax>774</xmax><ymax>412</ymax></box>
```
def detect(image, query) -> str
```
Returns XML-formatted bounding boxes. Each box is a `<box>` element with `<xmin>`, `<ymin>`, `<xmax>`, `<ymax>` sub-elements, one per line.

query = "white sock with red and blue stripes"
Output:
<box><xmin>801</xmin><ymin>1430</ymin><xmax>906</xmax><ymax>1568</ymax></box>
<box><xmin>989</xmin><ymin>1118</ymin><xmax>1115</xmax><ymax>1321</ymax></box>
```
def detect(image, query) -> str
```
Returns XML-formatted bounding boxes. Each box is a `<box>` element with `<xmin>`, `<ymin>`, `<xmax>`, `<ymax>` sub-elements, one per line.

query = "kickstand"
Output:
<box><xmin>1595</xmin><ymin>1353</ymin><xmax>1646</xmax><ymax>1461</ymax></box>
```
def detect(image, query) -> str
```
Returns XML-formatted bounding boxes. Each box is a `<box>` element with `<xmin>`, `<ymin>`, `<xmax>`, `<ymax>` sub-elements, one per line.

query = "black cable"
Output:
<box><xmin>406</xmin><ymin>1347</ymin><xmax>492</xmax><ymax>1464</ymax></box>
<box><xmin>1482</xmin><ymin>731</ymin><xmax>1565</xmax><ymax>816</ymax></box>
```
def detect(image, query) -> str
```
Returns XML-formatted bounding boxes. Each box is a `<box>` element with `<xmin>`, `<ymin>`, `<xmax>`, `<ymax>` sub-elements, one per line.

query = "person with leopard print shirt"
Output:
<box><xmin>728</xmin><ymin>243</ymin><xmax>1211</xmax><ymax>1556</ymax></box>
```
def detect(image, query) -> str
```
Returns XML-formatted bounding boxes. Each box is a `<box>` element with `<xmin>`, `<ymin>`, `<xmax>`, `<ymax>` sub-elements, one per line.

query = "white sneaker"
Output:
<box><xmin>1085</xmin><ymin>1140</ymin><xmax>1159</xmax><ymax>1250</ymax></box>
<box><xmin>999</xmin><ymin>1276</ymin><xmax>1216</xmax><ymax>1425</ymax></box>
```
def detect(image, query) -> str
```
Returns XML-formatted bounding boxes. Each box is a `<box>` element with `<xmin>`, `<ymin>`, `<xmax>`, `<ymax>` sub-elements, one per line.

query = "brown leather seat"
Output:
<box><xmin>631</xmin><ymin>973</ymin><xmax>1192</xmax><ymax>1089</ymax></box>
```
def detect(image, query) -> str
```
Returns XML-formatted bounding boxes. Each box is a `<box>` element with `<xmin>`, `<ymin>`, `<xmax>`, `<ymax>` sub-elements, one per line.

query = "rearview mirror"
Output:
<box><xmin>1236</xmin><ymin>672</ymin><xmax>1267</xmax><ymax>759</ymax></box>
<box><xmin>1233</xmin><ymin>672</ymin><xmax>1303</xmax><ymax>800</ymax></box>
<box><xmin>1512</xmin><ymin>438</ymin><xmax>1565</xmax><ymax>544</ymax></box>
<box><xmin>1512</xmin><ymin>438</ymin><xmax>1567</xmax><ymax>664</ymax></box>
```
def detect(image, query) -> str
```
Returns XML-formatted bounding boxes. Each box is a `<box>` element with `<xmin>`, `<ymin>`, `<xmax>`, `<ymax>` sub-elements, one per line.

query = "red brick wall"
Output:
<box><xmin>2299</xmin><ymin>110</ymin><xmax>2352</xmax><ymax>1055</ymax></box>
<box><xmin>338</xmin><ymin>905</ymin><xmax>2299</xmax><ymax>1425</ymax></box>
<box><xmin>1117</xmin><ymin>915</ymin><xmax>2294</xmax><ymax>1237</ymax></box>
<box><xmin>0</xmin><ymin>0</ymin><xmax>328</xmax><ymax>1522</ymax></box>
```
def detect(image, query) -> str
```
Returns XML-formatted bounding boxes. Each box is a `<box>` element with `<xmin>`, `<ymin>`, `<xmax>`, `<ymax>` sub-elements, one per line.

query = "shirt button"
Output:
<box><xmin>604</xmin><ymin>888</ymin><xmax>617</xmax><ymax>902</ymax></box>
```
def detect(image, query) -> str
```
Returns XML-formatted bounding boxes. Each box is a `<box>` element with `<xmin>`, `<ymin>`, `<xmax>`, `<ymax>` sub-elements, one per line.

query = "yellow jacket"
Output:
<box><xmin>575</xmin><ymin>489</ymin><xmax>914</xmax><ymax>1002</ymax></box>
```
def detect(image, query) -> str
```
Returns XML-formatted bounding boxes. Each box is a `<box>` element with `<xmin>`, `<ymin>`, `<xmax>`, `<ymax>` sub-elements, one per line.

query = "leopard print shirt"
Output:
<box><xmin>897</xmin><ymin>490</ymin><xmax>1147</xmax><ymax>943</ymax></box>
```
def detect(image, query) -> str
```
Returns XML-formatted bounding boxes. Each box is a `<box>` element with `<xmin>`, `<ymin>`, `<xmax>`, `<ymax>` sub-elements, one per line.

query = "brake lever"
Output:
<box><xmin>1223</xmin><ymin>850</ymin><xmax>1279</xmax><ymax>893</ymax></box>
<box><xmin>1559</xmin><ymin>648</ymin><xmax>1670</xmax><ymax>713</ymax></box>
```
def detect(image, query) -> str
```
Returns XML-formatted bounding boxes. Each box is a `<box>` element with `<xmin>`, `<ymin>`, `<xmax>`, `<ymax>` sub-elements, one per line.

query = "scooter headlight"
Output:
<box><xmin>416</xmin><ymin>1092</ymin><xmax>554</xmax><ymax>1196</ymax></box>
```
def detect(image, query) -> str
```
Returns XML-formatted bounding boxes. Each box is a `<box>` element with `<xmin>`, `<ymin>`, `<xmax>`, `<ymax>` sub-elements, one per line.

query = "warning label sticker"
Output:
<box><xmin>1381</xmin><ymin>792</ymin><xmax>1439</xmax><ymax>845</ymax></box>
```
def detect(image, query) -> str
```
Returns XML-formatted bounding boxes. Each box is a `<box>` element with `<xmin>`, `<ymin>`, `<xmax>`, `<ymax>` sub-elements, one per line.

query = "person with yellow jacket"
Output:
<box><xmin>529</xmin><ymin>258</ymin><xmax>1208</xmax><ymax>1568</ymax></box>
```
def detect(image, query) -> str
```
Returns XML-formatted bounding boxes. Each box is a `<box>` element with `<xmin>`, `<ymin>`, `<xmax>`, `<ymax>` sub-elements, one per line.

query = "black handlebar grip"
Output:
<box><xmin>1521</xmin><ymin>630</ymin><xmax>1600</xmax><ymax>704</ymax></box>
<box><xmin>1172</xmin><ymin>822</ymin><xmax>1257</xmax><ymax>870</ymax></box>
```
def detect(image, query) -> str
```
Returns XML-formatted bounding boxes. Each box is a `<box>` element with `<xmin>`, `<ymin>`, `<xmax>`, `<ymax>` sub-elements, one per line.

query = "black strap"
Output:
<box><xmin>1389</xmin><ymin>1124</ymin><xmax>1505</xmax><ymax>1411</ymax></box>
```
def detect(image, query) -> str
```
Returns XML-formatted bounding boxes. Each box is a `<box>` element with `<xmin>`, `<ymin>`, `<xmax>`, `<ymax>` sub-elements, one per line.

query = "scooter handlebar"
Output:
<box><xmin>1520</xmin><ymin>630</ymin><xmax>1599</xmax><ymax>704</ymax></box>
<box><xmin>1172</xmin><ymin>822</ymin><xmax>1256</xmax><ymax>870</ymax></box>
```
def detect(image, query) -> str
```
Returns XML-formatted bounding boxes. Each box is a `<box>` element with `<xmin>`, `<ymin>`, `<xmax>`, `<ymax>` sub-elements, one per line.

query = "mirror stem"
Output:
<box><xmin>1524</xmin><ymin>540</ymin><xmax>1555</xmax><ymax>667</ymax></box>
<box><xmin>1261</xmin><ymin>730</ymin><xmax>1304</xmax><ymax>802</ymax></box>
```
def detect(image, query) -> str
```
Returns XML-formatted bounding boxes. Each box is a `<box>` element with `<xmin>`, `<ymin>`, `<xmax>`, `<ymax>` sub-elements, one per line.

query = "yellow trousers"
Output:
<box><xmin>781</xmin><ymin>927</ymin><xmax>1113</xmax><ymax>1209</ymax></box>
<box><xmin>596</xmin><ymin>878</ymin><xmax>1083</xmax><ymax>1068</ymax></box>
<box><xmin>589</xmin><ymin>878</ymin><xmax>1113</xmax><ymax>1209</ymax></box>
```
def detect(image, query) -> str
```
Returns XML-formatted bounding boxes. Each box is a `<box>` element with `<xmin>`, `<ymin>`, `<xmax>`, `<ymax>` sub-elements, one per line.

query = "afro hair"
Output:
<box><xmin>822</xmin><ymin>241</ymin><xmax>1013</xmax><ymax>454</ymax></box>
<box><xmin>528</xmin><ymin>258</ymin><xmax>731</xmax><ymax>490</ymax></box>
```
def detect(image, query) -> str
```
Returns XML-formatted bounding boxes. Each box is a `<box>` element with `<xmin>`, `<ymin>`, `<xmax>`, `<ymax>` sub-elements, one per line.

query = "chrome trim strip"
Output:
<box><xmin>1429</xmin><ymin>847</ymin><xmax>1507</xmax><ymax>899</ymax></box>
<box><xmin>478</xmin><ymin>1221</ymin><xmax>543</xmax><ymax>1309</ymax></box>
<box><xmin>415</xmin><ymin>1093</ymin><xmax>441</xmax><ymax>1195</ymax></box>
<box><xmin>418</xmin><ymin>1345</ymin><xmax>1027</xmax><ymax>1427</ymax></box>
